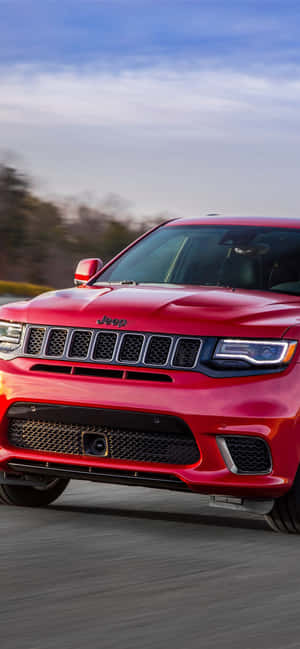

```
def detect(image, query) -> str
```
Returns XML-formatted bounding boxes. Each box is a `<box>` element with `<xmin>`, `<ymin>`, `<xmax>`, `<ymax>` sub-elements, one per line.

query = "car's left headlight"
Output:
<box><xmin>0</xmin><ymin>321</ymin><xmax>24</xmax><ymax>354</ymax></box>
<box><xmin>213</xmin><ymin>338</ymin><xmax>297</xmax><ymax>366</ymax></box>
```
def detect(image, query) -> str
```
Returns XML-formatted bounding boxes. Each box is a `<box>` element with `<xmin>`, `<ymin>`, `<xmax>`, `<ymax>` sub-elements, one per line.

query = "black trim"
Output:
<box><xmin>126</xmin><ymin>371</ymin><xmax>172</xmax><ymax>383</ymax></box>
<box><xmin>30</xmin><ymin>364</ymin><xmax>173</xmax><ymax>382</ymax></box>
<box><xmin>7</xmin><ymin>460</ymin><xmax>189</xmax><ymax>492</ymax></box>
<box><xmin>31</xmin><ymin>364</ymin><xmax>72</xmax><ymax>375</ymax></box>
<box><xmin>198</xmin><ymin>362</ymin><xmax>287</xmax><ymax>379</ymax></box>
<box><xmin>6</xmin><ymin>402</ymin><xmax>191</xmax><ymax>437</ymax></box>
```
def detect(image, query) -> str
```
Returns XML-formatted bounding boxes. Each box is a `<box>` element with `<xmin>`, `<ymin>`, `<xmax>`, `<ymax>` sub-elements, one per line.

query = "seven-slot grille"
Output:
<box><xmin>8</xmin><ymin>418</ymin><xmax>200</xmax><ymax>465</ymax></box>
<box><xmin>23</xmin><ymin>326</ymin><xmax>202</xmax><ymax>370</ymax></box>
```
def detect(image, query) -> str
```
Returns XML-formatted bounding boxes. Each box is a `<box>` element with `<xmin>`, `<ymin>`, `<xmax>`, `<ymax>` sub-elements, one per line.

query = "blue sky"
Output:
<box><xmin>1</xmin><ymin>0</ymin><xmax>300</xmax><ymax>217</ymax></box>
<box><xmin>1</xmin><ymin>0</ymin><xmax>300</xmax><ymax>68</ymax></box>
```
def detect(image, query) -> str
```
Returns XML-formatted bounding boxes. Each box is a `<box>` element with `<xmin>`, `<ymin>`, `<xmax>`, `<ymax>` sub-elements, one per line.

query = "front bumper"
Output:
<box><xmin>0</xmin><ymin>357</ymin><xmax>300</xmax><ymax>499</ymax></box>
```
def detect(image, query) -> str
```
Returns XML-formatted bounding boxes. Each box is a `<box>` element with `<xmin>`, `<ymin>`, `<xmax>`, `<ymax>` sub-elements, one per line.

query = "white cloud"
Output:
<box><xmin>1</xmin><ymin>64</ymin><xmax>300</xmax><ymax>133</ymax></box>
<box><xmin>0</xmin><ymin>65</ymin><xmax>242</xmax><ymax>130</ymax></box>
<box><xmin>1</xmin><ymin>62</ymin><xmax>300</xmax><ymax>216</ymax></box>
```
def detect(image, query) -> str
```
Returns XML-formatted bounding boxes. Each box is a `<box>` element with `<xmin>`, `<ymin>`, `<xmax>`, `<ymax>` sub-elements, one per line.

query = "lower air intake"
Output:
<box><xmin>7</xmin><ymin>417</ymin><xmax>200</xmax><ymax>465</ymax></box>
<box><xmin>223</xmin><ymin>436</ymin><xmax>271</xmax><ymax>474</ymax></box>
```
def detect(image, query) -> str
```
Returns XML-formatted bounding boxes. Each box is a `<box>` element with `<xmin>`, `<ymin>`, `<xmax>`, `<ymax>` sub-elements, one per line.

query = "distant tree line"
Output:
<box><xmin>0</xmin><ymin>164</ymin><xmax>163</xmax><ymax>288</ymax></box>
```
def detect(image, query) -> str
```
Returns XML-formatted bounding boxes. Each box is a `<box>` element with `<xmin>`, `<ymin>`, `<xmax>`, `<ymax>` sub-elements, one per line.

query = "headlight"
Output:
<box><xmin>214</xmin><ymin>339</ymin><xmax>297</xmax><ymax>366</ymax></box>
<box><xmin>0</xmin><ymin>321</ymin><xmax>24</xmax><ymax>353</ymax></box>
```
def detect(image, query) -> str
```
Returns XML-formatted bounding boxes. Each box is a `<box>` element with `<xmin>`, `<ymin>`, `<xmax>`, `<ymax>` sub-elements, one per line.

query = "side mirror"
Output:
<box><xmin>74</xmin><ymin>258</ymin><xmax>104</xmax><ymax>286</ymax></box>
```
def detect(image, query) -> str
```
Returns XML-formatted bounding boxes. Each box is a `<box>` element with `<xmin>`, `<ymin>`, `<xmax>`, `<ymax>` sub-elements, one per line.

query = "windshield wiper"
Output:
<box><xmin>120</xmin><ymin>280</ymin><xmax>138</xmax><ymax>285</ymax></box>
<box><xmin>94</xmin><ymin>280</ymin><xmax>139</xmax><ymax>286</ymax></box>
<box><xmin>200</xmin><ymin>281</ymin><xmax>235</xmax><ymax>289</ymax></box>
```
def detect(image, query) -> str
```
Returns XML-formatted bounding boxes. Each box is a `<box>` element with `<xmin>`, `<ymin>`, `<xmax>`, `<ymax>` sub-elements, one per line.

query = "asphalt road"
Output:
<box><xmin>1</xmin><ymin>481</ymin><xmax>300</xmax><ymax>649</ymax></box>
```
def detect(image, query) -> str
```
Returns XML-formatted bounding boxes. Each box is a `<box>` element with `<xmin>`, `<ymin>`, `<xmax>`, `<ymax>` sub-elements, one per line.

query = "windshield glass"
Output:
<box><xmin>92</xmin><ymin>225</ymin><xmax>300</xmax><ymax>295</ymax></box>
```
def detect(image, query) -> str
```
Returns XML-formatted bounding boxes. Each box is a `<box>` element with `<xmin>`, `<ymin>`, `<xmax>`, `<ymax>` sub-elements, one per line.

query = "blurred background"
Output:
<box><xmin>0</xmin><ymin>162</ymin><xmax>153</xmax><ymax>292</ymax></box>
<box><xmin>2</xmin><ymin>0</ymin><xmax>300</xmax><ymax>296</ymax></box>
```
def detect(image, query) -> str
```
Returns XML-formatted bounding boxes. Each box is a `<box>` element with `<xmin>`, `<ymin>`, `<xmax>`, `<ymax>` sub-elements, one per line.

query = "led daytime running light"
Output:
<box><xmin>214</xmin><ymin>339</ymin><xmax>297</xmax><ymax>366</ymax></box>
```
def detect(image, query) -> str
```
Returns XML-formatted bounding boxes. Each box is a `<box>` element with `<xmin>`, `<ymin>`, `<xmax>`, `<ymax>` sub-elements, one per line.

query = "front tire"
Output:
<box><xmin>0</xmin><ymin>478</ymin><xmax>69</xmax><ymax>507</ymax></box>
<box><xmin>266</xmin><ymin>469</ymin><xmax>300</xmax><ymax>533</ymax></box>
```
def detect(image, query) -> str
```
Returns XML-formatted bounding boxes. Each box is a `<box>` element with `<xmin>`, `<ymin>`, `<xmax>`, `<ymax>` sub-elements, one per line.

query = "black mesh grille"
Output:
<box><xmin>145</xmin><ymin>336</ymin><xmax>172</xmax><ymax>365</ymax></box>
<box><xmin>9</xmin><ymin>419</ymin><xmax>83</xmax><ymax>455</ymax></box>
<box><xmin>118</xmin><ymin>334</ymin><xmax>144</xmax><ymax>362</ymax></box>
<box><xmin>173</xmin><ymin>339</ymin><xmax>201</xmax><ymax>368</ymax></box>
<box><xmin>68</xmin><ymin>331</ymin><xmax>92</xmax><ymax>358</ymax></box>
<box><xmin>93</xmin><ymin>332</ymin><xmax>118</xmax><ymax>360</ymax></box>
<box><xmin>46</xmin><ymin>329</ymin><xmax>68</xmax><ymax>356</ymax></box>
<box><xmin>26</xmin><ymin>328</ymin><xmax>46</xmax><ymax>355</ymax></box>
<box><xmin>224</xmin><ymin>436</ymin><xmax>271</xmax><ymax>474</ymax></box>
<box><xmin>8</xmin><ymin>418</ymin><xmax>200</xmax><ymax>465</ymax></box>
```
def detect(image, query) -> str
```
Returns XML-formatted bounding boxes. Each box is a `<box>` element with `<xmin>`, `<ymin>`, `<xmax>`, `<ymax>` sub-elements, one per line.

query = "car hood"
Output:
<box><xmin>2</xmin><ymin>284</ymin><xmax>300</xmax><ymax>338</ymax></box>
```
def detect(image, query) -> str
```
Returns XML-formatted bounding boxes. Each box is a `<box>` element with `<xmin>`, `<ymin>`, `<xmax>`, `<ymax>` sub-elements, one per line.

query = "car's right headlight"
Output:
<box><xmin>0</xmin><ymin>321</ymin><xmax>24</xmax><ymax>354</ymax></box>
<box><xmin>213</xmin><ymin>338</ymin><xmax>297</xmax><ymax>367</ymax></box>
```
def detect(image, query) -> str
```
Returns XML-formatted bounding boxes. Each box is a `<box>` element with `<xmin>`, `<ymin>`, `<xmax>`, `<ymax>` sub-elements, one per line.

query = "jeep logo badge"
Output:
<box><xmin>97</xmin><ymin>315</ymin><xmax>127</xmax><ymax>328</ymax></box>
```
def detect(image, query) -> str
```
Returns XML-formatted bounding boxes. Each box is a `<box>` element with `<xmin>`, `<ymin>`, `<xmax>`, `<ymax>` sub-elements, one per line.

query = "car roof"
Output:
<box><xmin>166</xmin><ymin>216</ymin><xmax>300</xmax><ymax>229</ymax></box>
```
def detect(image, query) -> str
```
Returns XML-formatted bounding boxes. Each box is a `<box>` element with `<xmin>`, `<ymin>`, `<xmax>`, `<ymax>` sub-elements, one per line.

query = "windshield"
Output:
<box><xmin>92</xmin><ymin>224</ymin><xmax>300</xmax><ymax>296</ymax></box>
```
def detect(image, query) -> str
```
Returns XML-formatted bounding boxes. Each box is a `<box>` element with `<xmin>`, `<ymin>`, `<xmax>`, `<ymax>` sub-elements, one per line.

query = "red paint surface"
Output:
<box><xmin>1</xmin><ymin>216</ymin><xmax>300</xmax><ymax>499</ymax></box>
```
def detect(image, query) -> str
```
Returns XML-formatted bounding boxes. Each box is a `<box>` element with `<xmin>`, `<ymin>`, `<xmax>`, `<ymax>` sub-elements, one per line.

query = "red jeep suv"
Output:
<box><xmin>1</xmin><ymin>216</ymin><xmax>300</xmax><ymax>533</ymax></box>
